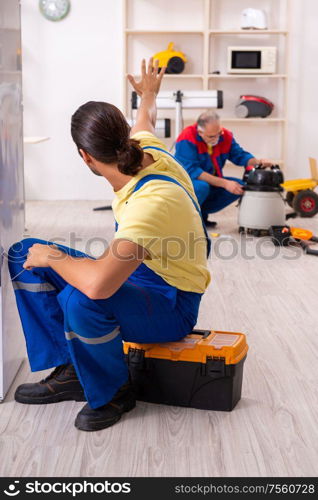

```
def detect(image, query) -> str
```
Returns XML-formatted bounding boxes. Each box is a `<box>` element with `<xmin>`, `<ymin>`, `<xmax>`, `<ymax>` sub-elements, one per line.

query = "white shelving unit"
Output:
<box><xmin>123</xmin><ymin>0</ymin><xmax>289</xmax><ymax>166</ymax></box>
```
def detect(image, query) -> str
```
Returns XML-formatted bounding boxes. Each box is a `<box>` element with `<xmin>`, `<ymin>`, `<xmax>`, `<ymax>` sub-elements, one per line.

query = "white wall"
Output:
<box><xmin>21</xmin><ymin>0</ymin><xmax>123</xmax><ymax>201</ymax></box>
<box><xmin>21</xmin><ymin>0</ymin><xmax>318</xmax><ymax>200</ymax></box>
<box><xmin>285</xmin><ymin>0</ymin><xmax>318</xmax><ymax>179</ymax></box>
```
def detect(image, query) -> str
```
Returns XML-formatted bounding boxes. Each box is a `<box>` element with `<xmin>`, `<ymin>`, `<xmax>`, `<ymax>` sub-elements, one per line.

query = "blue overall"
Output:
<box><xmin>193</xmin><ymin>177</ymin><xmax>245</xmax><ymax>218</ymax></box>
<box><xmin>8</xmin><ymin>163</ymin><xmax>208</xmax><ymax>409</ymax></box>
<box><xmin>175</xmin><ymin>124</ymin><xmax>249</xmax><ymax>217</ymax></box>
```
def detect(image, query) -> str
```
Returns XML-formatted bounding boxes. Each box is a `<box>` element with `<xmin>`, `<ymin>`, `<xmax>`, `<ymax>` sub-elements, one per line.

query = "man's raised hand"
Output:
<box><xmin>127</xmin><ymin>57</ymin><xmax>166</xmax><ymax>97</ymax></box>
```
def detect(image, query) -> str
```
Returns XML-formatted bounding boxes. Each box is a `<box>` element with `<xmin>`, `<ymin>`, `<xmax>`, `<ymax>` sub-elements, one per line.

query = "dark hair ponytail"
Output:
<box><xmin>71</xmin><ymin>101</ymin><xmax>144</xmax><ymax>176</ymax></box>
<box><xmin>117</xmin><ymin>138</ymin><xmax>144</xmax><ymax>175</ymax></box>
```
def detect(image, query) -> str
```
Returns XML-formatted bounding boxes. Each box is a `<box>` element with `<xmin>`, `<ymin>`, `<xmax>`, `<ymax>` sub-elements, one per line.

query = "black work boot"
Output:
<box><xmin>14</xmin><ymin>364</ymin><xmax>86</xmax><ymax>404</ymax></box>
<box><xmin>75</xmin><ymin>381</ymin><xmax>136</xmax><ymax>432</ymax></box>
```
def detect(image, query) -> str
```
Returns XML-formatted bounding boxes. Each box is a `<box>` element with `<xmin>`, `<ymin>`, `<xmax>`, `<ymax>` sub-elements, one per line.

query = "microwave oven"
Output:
<box><xmin>227</xmin><ymin>46</ymin><xmax>277</xmax><ymax>74</ymax></box>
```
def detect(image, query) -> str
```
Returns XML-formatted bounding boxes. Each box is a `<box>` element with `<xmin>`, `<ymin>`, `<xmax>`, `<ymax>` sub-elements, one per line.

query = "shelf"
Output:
<box><xmin>209</xmin><ymin>29</ymin><xmax>288</xmax><ymax>35</ymax></box>
<box><xmin>125</xmin><ymin>29</ymin><xmax>203</xmax><ymax>34</ymax></box>
<box><xmin>162</xmin><ymin>74</ymin><xmax>204</xmax><ymax>79</ymax></box>
<box><xmin>221</xmin><ymin>118</ymin><xmax>286</xmax><ymax>123</ymax></box>
<box><xmin>125</xmin><ymin>29</ymin><xmax>288</xmax><ymax>35</ymax></box>
<box><xmin>127</xmin><ymin>73</ymin><xmax>203</xmax><ymax>79</ymax></box>
<box><xmin>208</xmin><ymin>74</ymin><xmax>287</xmax><ymax>79</ymax></box>
<box><xmin>127</xmin><ymin>74</ymin><xmax>287</xmax><ymax>80</ymax></box>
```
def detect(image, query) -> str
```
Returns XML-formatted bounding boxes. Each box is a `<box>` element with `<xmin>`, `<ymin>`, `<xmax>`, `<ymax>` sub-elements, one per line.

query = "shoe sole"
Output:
<box><xmin>14</xmin><ymin>391</ymin><xmax>86</xmax><ymax>405</ymax></box>
<box><xmin>74</xmin><ymin>399</ymin><xmax>136</xmax><ymax>432</ymax></box>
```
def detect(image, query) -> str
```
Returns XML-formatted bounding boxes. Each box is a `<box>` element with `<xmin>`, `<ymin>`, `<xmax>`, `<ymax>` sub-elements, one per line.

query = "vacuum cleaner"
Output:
<box><xmin>235</xmin><ymin>95</ymin><xmax>274</xmax><ymax>118</ymax></box>
<box><xmin>238</xmin><ymin>165</ymin><xmax>286</xmax><ymax>235</ymax></box>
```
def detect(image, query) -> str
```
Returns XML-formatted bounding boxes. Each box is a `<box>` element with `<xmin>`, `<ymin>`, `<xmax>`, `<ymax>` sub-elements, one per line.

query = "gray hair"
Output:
<box><xmin>197</xmin><ymin>110</ymin><xmax>220</xmax><ymax>130</ymax></box>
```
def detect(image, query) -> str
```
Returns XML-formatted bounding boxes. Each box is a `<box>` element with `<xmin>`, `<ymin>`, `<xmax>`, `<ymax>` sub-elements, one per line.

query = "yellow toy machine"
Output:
<box><xmin>282</xmin><ymin>157</ymin><xmax>318</xmax><ymax>217</ymax></box>
<box><xmin>153</xmin><ymin>42</ymin><xmax>187</xmax><ymax>74</ymax></box>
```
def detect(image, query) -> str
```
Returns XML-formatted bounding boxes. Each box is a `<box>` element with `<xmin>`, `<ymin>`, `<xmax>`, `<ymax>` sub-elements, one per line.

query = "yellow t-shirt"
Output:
<box><xmin>112</xmin><ymin>131</ymin><xmax>211</xmax><ymax>293</ymax></box>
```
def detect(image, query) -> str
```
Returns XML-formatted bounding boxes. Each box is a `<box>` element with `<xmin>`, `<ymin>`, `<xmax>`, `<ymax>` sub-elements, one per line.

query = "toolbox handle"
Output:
<box><xmin>191</xmin><ymin>329</ymin><xmax>211</xmax><ymax>339</ymax></box>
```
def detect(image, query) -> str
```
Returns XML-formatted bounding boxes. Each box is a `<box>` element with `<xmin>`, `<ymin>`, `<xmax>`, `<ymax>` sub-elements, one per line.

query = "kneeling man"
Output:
<box><xmin>175</xmin><ymin>111</ymin><xmax>272</xmax><ymax>226</ymax></box>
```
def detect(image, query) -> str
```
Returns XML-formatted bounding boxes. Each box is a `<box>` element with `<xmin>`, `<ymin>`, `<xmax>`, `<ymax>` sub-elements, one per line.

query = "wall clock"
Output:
<box><xmin>39</xmin><ymin>0</ymin><xmax>71</xmax><ymax>22</ymax></box>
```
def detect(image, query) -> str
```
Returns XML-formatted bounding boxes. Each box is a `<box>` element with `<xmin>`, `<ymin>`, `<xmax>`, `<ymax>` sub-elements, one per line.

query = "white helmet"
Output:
<box><xmin>241</xmin><ymin>8</ymin><xmax>267</xmax><ymax>30</ymax></box>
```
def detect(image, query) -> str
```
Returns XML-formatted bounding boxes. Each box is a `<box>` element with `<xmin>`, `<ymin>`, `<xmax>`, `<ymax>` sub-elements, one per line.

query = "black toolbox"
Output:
<box><xmin>124</xmin><ymin>329</ymin><xmax>248</xmax><ymax>411</ymax></box>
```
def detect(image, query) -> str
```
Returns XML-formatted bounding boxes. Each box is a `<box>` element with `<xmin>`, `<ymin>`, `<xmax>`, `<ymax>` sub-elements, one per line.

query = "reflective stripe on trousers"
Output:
<box><xmin>65</xmin><ymin>326</ymin><xmax>120</xmax><ymax>345</ymax></box>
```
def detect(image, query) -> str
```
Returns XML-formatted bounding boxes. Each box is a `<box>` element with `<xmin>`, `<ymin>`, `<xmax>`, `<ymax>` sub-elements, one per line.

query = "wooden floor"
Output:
<box><xmin>1</xmin><ymin>198</ymin><xmax>318</xmax><ymax>477</ymax></box>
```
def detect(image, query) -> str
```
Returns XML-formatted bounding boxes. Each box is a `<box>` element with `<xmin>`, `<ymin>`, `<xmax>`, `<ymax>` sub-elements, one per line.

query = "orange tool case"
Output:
<box><xmin>124</xmin><ymin>329</ymin><xmax>248</xmax><ymax>411</ymax></box>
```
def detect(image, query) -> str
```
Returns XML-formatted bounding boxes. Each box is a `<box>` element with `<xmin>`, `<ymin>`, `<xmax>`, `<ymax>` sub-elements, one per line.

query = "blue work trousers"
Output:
<box><xmin>8</xmin><ymin>238</ymin><xmax>201</xmax><ymax>409</ymax></box>
<box><xmin>193</xmin><ymin>176</ymin><xmax>244</xmax><ymax>217</ymax></box>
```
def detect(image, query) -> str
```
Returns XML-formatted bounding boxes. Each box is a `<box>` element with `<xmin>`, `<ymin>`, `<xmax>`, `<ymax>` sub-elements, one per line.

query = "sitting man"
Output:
<box><xmin>8</xmin><ymin>59</ymin><xmax>210</xmax><ymax>432</ymax></box>
<box><xmin>175</xmin><ymin>110</ymin><xmax>272</xmax><ymax>226</ymax></box>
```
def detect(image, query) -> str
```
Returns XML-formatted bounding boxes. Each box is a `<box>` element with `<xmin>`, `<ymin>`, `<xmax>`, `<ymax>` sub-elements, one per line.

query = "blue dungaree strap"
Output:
<box><xmin>141</xmin><ymin>146</ymin><xmax>211</xmax><ymax>257</ymax></box>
